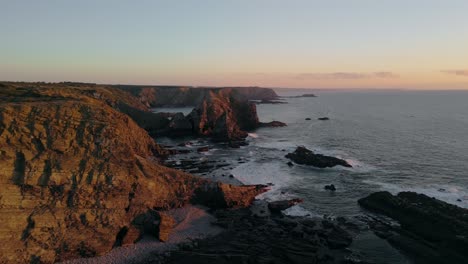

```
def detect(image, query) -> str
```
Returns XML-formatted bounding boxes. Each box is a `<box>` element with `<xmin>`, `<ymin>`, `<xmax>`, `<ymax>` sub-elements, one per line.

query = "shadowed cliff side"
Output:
<box><xmin>116</xmin><ymin>85</ymin><xmax>279</xmax><ymax>107</ymax></box>
<box><xmin>0</xmin><ymin>84</ymin><xmax>268</xmax><ymax>263</ymax></box>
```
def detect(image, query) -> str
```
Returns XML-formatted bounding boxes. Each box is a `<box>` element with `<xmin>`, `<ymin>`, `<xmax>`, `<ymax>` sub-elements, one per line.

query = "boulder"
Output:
<box><xmin>318</xmin><ymin>117</ymin><xmax>330</xmax><ymax>121</ymax></box>
<box><xmin>285</xmin><ymin>146</ymin><xmax>352</xmax><ymax>168</ymax></box>
<box><xmin>324</xmin><ymin>184</ymin><xmax>336</xmax><ymax>191</ymax></box>
<box><xmin>268</xmin><ymin>198</ymin><xmax>303</xmax><ymax>213</ymax></box>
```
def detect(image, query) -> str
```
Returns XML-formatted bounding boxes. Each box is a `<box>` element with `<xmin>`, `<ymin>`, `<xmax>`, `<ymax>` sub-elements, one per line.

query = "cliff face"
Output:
<box><xmin>0</xmin><ymin>84</ymin><xmax>267</xmax><ymax>263</ymax></box>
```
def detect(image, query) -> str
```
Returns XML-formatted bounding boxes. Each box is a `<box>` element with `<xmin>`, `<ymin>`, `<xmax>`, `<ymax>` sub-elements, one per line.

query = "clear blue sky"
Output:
<box><xmin>1</xmin><ymin>0</ymin><xmax>468</xmax><ymax>89</ymax></box>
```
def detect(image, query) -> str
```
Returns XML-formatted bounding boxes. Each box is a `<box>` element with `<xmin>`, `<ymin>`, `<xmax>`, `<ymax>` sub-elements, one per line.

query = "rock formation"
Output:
<box><xmin>0</xmin><ymin>83</ymin><xmax>268</xmax><ymax>263</ymax></box>
<box><xmin>359</xmin><ymin>191</ymin><xmax>468</xmax><ymax>264</ymax></box>
<box><xmin>286</xmin><ymin>146</ymin><xmax>352</xmax><ymax>168</ymax></box>
<box><xmin>156</xmin><ymin>205</ymin><xmax>354</xmax><ymax>264</ymax></box>
<box><xmin>117</xmin><ymin>85</ymin><xmax>279</xmax><ymax>107</ymax></box>
<box><xmin>187</xmin><ymin>89</ymin><xmax>260</xmax><ymax>142</ymax></box>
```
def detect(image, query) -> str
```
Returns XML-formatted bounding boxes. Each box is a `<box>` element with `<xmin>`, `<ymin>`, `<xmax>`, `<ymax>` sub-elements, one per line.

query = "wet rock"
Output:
<box><xmin>318</xmin><ymin>117</ymin><xmax>330</xmax><ymax>121</ymax></box>
<box><xmin>359</xmin><ymin>191</ymin><xmax>468</xmax><ymax>264</ymax></box>
<box><xmin>161</xmin><ymin>207</ymin><xmax>353</xmax><ymax>264</ymax></box>
<box><xmin>259</xmin><ymin>120</ymin><xmax>287</xmax><ymax>127</ymax></box>
<box><xmin>286</xmin><ymin>146</ymin><xmax>352</xmax><ymax>168</ymax></box>
<box><xmin>287</xmin><ymin>161</ymin><xmax>294</xmax><ymax>167</ymax></box>
<box><xmin>325</xmin><ymin>184</ymin><xmax>336</xmax><ymax>191</ymax></box>
<box><xmin>197</xmin><ymin>146</ymin><xmax>210</xmax><ymax>152</ymax></box>
<box><xmin>305</xmin><ymin>117</ymin><xmax>311</xmax><ymax>120</ymax></box>
<box><xmin>268</xmin><ymin>199</ymin><xmax>303</xmax><ymax>213</ymax></box>
<box><xmin>192</xmin><ymin>182</ymin><xmax>269</xmax><ymax>209</ymax></box>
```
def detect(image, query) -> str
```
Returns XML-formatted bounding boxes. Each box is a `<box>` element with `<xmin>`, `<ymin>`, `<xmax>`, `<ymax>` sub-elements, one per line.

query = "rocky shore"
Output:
<box><xmin>1</xmin><ymin>82</ymin><xmax>466</xmax><ymax>264</ymax></box>
<box><xmin>0</xmin><ymin>83</ymin><xmax>274</xmax><ymax>263</ymax></box>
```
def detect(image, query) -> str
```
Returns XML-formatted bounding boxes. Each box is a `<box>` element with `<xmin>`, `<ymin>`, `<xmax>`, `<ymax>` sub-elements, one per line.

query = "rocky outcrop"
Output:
<box><xmin>0</xmin><ymin>84</ymin><xmax>268</xmax><ymax>263</ymax></box>
<box><xmin>286</xmin><ymin>146</ymin><xmax>352</xmax><ymax>168</ymax></box>
<box><xmin>268</xmin><ymin>198</ymin><xmax>303</xmax><ymax>213</ymax></box>
<box><xmin>359</xmin><ymin>191</ymin><xmax>468</xmax><ymax>264</ymax></box>
<box><xmin>192</xmin><ymin>182</ymin><xmax>268</xmax><ymax>209</ymax></box>
<box><xmin>188</xmin><ymin>89</ymin><xmax>259</xmax><ymax>142</ymax></box>
<box><xmin>117</xmin><ymin>86</ymin><xmax>279</xmax><ymax>107</ymax></box>
<box><xmin>157</xmin><ymin>205</ymin><xmax>354</xmax><ymax>264</ymax></box>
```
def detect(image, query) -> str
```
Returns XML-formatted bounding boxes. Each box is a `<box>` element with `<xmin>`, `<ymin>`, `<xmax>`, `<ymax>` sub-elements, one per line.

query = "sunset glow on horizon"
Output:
<box><xmin>2</xmin><ymin>0</ymin><xmax>468</xmax><ymax>89</ymax></box>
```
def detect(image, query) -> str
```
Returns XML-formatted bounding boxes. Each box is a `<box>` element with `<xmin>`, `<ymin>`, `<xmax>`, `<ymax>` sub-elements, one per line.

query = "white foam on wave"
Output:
<box><xmin>247</xmin><ymin>133</ymin><xmax>259</xmax><ymax>138</ymax></box>
<box><xmin>363</xmin><ymin>180</ymin><xmax>468</xmax><ymax>208</ymax></box>
<box><xmin>283</xmin><ymin>205</ymin><xmax>322</xmax><ymax>218</ymax></box>
<box><xmin>230</xmin><ymin>157</ymin><xmax>321</xmax><ymax>217</ymax></box>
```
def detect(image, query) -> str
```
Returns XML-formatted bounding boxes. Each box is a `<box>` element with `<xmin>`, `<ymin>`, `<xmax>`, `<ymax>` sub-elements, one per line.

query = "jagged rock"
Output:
<box><xmin>325</xmin><ymin>184</ymin><xmax>336</xmax><ymax>191</ymax></box>
<box><xmin>157</xmin><ymin>212</ymin><xmax>176</xmax><ymax>242</ymax></box>
<box><xmin>192</xmin><ymin>182</ymin><xmax>269</xmax><ymax>209</ymax></box>
<box><xmin>259</xmin><ymin>121</ymin><xmax>287</xmax><ymax>127</ymax></box>
<box><xmin>359</xmin><ymin>191</ymin><xmax>468</xmax><ymax>264</ymax></box>
<box><xmin>188</xmin><ymin>89</ymin><xmax>258</xmax><ymax>142</ymax></box>
<box><xmin>286</xmin><ymin>146</ymin><xmax>352</xmax><ymax>168</ymax></box>
<box><xmin>268</xmin><ymin>198</ymin><xmax>303</xmax><ymax>213</ymax></box>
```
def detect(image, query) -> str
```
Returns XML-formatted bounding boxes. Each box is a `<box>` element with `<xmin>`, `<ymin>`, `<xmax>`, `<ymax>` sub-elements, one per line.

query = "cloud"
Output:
<box><xmin>441</xmin><ymin>70</ymin><xmax>468</xmax><ymax>76</ymax></box>
<box><xmin>295</xmin><ymin>71</ymin><xmax>398</xmax><ymax>80</ymax></box>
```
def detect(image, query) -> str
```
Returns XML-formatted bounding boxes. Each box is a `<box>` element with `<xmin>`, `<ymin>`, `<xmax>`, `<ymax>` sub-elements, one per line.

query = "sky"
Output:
<box><xmin>1</xmin><ymin>0</ymin><xmax>468</xmax><ymax>89</ymax></box>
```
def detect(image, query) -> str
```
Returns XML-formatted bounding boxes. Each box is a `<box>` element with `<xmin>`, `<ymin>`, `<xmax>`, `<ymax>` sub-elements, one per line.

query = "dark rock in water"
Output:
<box><xmin>228</xmin><ymin>140</ymin><xmax>249</xmax><ymax>148</ymax></box>
<box><xmin>287</xmin><ymin>161</ymin><xmax>294</xmax><ymax>167</ymax></box>
<box><xmin>318</xmin><ymin>117</ymin><xmax>330</xmax><ymax>121</ymax></box>
<box><xmin>177</xmin><ymin>141</ymin><xmax>192</xmax><ymax>147</ymax></box>
<box><xmin>305</xmin><ymin>117</ymin><xmax>311</xmax><ymax>120</ymax></box>
<box><xmin>268</xmin><ymin>198</ymin><xmax>303</xmax><ymax>213</ymax></box>
<box><xmin>172</xmin><ymin>149</ymin><xmax>191</xmax><ymax>154</ymax></box>
<box><xmin>197</xmin><ymin>146</ymin><xmax>210</xmax><ymax>152</ymax></box>
<box><xmin>324</xmin><ymin>184</ymin><xmax>336</xmax><ymax>191</ymax></box>
<box><xmin>286</xmin><ymin>146</ymin><xmax>352</xmax><ymax>168</ymax></box>
<box><xmin>259</xmin><ymin>120</ymin><xmax>287</xmax><ymax>127</ymax></box>
<box><xmin>300</xmin><ymin>93</ymin><xmax>317</xmax><ymax>97</ymax></box>
<box><xmin>255</xmin><ymin>99</ymin><xmax>288</xmax><ymax>104</ymax></box>
<box><xmin>358</xmin><ymin>191</ymin><xmax>468</xmax><ymax>264</ymax></box>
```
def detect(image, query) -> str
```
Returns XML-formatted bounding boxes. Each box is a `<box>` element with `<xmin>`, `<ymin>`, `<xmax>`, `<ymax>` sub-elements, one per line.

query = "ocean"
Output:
<box><xmin>156</xmin><ymin>89</ymin><xmax>468</xmax><ymax>263</ymax></box>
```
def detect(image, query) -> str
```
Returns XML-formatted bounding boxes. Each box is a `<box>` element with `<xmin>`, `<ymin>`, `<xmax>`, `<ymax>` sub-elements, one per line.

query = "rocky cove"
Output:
<box><xmin>1</xmin><ymin>83</ymin><xmax>467</xmax><ymax>264</ymax></box>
